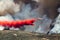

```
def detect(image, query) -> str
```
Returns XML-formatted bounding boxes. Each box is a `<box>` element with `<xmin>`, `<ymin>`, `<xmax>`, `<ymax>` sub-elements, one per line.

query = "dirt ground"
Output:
<box><xmin>0</xmin><ymin>30</ymin><xmax>59</xmax><ymax>40</ymax></box>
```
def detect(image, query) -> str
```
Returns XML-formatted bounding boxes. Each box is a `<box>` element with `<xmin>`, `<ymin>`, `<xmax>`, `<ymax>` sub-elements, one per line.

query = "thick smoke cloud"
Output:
<box><xmin>14</xmin><ymin>3</ymin><xmax>52</xmax><ymax>33</ymax></box>
<box><xmin>0</xmin><ymin>0</ymin><xmax>52</xmax><ymax>34</ymax></box>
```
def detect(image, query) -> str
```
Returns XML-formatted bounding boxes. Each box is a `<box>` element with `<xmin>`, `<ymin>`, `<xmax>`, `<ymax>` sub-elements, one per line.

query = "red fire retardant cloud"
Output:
<box><xmin>0</xmin><ymin>18</ymin><xmax>37</xmax><ymax>28</ymax></box>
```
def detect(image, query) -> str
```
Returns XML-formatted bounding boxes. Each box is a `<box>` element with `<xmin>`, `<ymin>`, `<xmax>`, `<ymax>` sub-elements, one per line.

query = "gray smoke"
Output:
<box><xmin>14</xmin><ymin>3</ymin><xmax>52</xmax><ymax>33</ymax></box>
<box><xmin>14</xmin><ymin>4</ymin><xmax>41</xmax><ymax>32</ymax></box>
<box><xmin>0</xmin><ymin>0</ymin><xmax>52</xmax><ymax>33</ymax></box>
